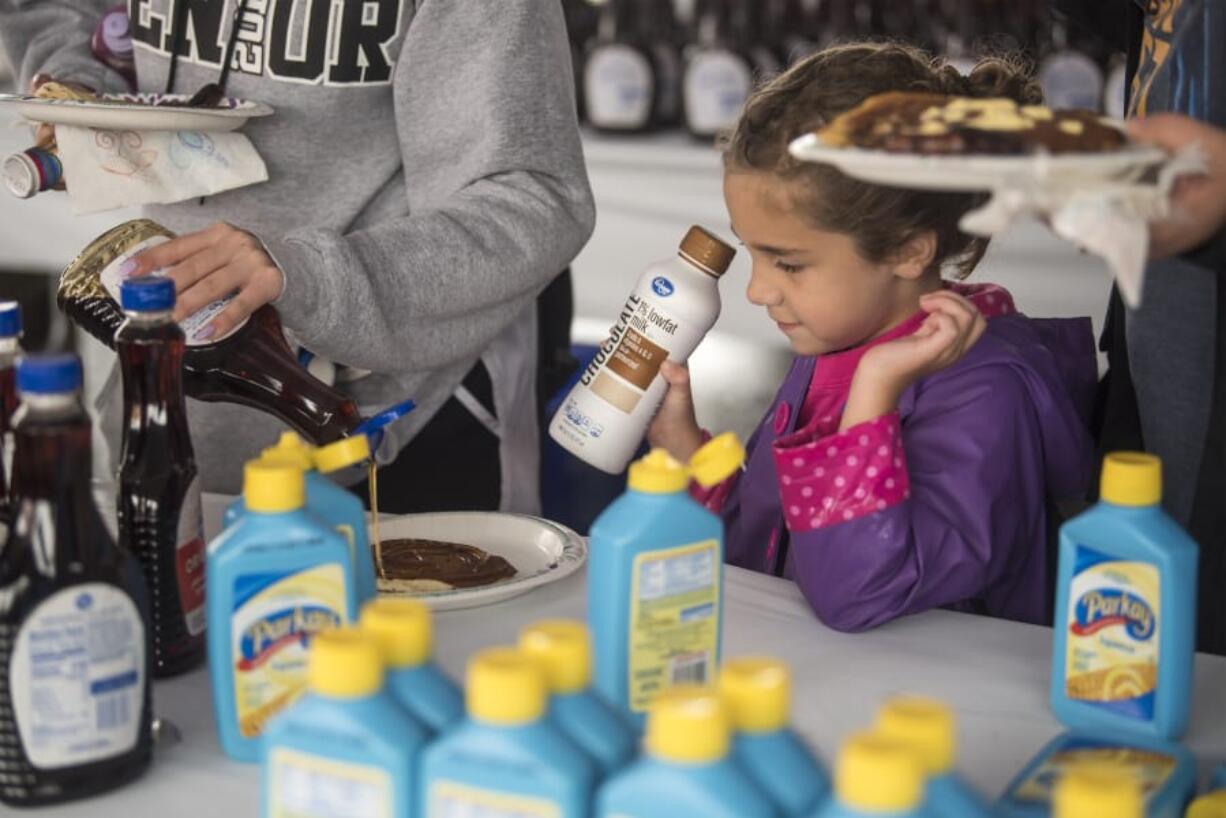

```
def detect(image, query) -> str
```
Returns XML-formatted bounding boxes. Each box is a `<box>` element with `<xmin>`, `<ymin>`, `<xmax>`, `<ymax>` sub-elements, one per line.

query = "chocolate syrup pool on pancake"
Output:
<box><xmin>379</xmin><ymin>539</ymin><xmax>517</xmax><ymax>589</ymax></box>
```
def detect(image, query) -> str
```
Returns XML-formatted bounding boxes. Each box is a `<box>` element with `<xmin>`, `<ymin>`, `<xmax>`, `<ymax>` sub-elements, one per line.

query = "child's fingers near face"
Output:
<box><xmin>920</xmin><ymin>290</ymin><xmax>977</xmax><ymax>322</ymax></box>
<box><xmin>921</xmin><ymin>291</ymin><xmax>986</xmax><ymax>355</ymax></box>
<box><xmin>923</xmin><ymin>309</ymin><xmax>957</xmax><ymax>342</ymax></box>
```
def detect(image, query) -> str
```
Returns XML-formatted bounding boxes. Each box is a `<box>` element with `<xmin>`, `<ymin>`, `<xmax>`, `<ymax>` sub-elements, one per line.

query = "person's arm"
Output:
<box><xmin>0</xmin><ymin>0</ymin><xmax>127</xmax><ymax>91</ymax></box>
<box><xmin>127</xmin><ymin>0</ymin><xmax>594</xmax><ymax>373</ymax></box>
<box><xmin>775</xmin><ymin>368</ymin><xmax>1055</xmax><ymax>632</ymax></box>
<box><xmin>264</xmin><ymin>0</ymin><xmax>594</xmax><ymax>373</ymax></box>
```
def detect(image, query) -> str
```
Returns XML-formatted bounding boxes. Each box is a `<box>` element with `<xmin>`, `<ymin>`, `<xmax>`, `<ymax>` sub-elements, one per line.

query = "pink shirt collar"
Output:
<box><xmin>798</xmin><ymin>281</ymin><xmax>1016</xmax><ymax>427</ymax></box>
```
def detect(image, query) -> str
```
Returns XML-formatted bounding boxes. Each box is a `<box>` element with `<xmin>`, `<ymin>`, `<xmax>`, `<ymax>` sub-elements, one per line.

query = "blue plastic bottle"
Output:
<box><xmin>360</xmin><ymin>598</ymin><xmax>464</xmax><ymax>735</ymax></box>
<box><xmin>207</xmin><ymin>459</ymin><xmax>358</xmax><ymax>762</ymax></box>
<box><xmin>1051</xmin><ymin>453</ymin><xmax>1198</xmax><ymax>740</ymax></box>
<box><xmin>261</xmin><ymin>628</ymin><xmax>429</xmax><ymax>818</ymax></box>
<box><xmin>596</xmin><ymin>686</ymin><xmax>774</xmax><ymax>818</ymax></box>
<box><xmin>225</xmin><ymin>433</ymin><xmax>377</xmax><ymax>605</ymax></box>
<box><xmin>719</xmin><ymin>658</ymin><xmax>828</xmax><ymax>817</ymax></box>
<box><xmin>875</xmin><ymin>696</ymin><xmax>991</xmax><ymax>818</ymax></box>
<box><xmin>813</xmin><ymin>732</ymin><xmax>927</xmax><ymax>818</ymax></box>
<box><xmin>997</xmin><ymin>731</ymin><xmax>1195</xmax><ymax>818</ymax></box>
<box><xmin>420</xmin><ymin>648</ymin><xmax>597</xmax><ymax>818</ymax></box>
<box><xmin>1213</xmin><ymin>764</ymin><xmax>1226</xmax><ymax>792</ymax></box>
<box><xmin>519</xmin><ymin>619</ymin><xmax>637</xmax><ymax>776</ymax></box>
<box><xmin>588</xmin><ymin>434</ymin><xmax>745</xmax><ymax>728</ymax></box>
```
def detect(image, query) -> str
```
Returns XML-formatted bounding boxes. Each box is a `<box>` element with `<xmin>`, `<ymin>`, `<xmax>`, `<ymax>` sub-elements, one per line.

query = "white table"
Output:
<box><xmin>30</xmin><ymin>495</ymin><xmax>1226</xmax><ymax>816</ymax></box>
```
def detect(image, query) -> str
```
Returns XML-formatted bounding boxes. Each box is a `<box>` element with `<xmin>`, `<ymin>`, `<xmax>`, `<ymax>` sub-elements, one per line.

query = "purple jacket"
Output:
<box><xmin>711</xmin><ymin>302</ymin><xmax>1097</xmax><ymax>632</ymax></box>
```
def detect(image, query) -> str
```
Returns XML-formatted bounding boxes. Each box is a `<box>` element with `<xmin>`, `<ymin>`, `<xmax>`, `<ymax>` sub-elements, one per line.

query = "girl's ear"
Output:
<box><xmin>889</xmin><ymin>231</ymin><xmax>938</xmax><ymax>281</ymax></box>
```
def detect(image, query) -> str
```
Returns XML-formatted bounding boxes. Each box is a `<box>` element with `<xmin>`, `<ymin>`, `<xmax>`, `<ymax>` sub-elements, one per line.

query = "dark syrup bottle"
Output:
<box><xmin>117</xmin><ymin>277</ymin><xmax>206</xmax><ymax>677</ymax></box>
<box><xmin>0</xmin><ymin>355</ymin><xmax>153</xmax><ymax>807</ymax></box>
<box><xmin>683</xmin><ymin>0</ymin><xmax>757</xmax><ymax>141</ymax></box>
<box><xmin>0</xmin><ymin>301</ymin><xmax>21</xmax><ymax>523</ymax></box>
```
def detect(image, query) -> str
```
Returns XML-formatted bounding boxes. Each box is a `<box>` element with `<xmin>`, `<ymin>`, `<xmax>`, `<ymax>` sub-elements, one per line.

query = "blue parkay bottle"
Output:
<box><xmin>875</xmin><ymin>697</ymin><xmax>991</xmax><ymax>818</ymax></box>
<box><xmin>520</xmin><ymin>619</ymin><xmax>637</xmax><ymax>776</ymax></box>
<box><xmin>360</xmin><ymin>598</ymin><xmax>464</xmax><ymax>735</ymax></box>
<box><xmin>420</xmin><ymin>648</ymin><xmax>597</xmax><ymax>818</ymax></box>
<box><xmin>997</xmin><ymin>731</ymin><xmax>1195</xmax><ymax>818</ymax></box>
<box><xmin>261</xmin><ymin>629</ymin><xmax>429</xmax><ymax>818</ymax></box>
<box><xmin>719</xmin><ymin>658</ymin><xmax>828</xmax><ymax>817</ymax></box>
<box><xmin>1213</xmin><ymin>764</ymin><xmax>1226</xmax><ymax>791</ymax></box>
<box><xmin>1051</xmin><ymin>453</ymin><xmax>1198</xmax><ymax>740</ymax></box>
<box><xmin>588</xmin><ymin>435</ymin><xmax>745</xmax><ymax>729</ymax></box>
<box><xmin>207</xmin><ymin>459</ymin><xmax>358</xmax><ymax>763</ymax></box>
<box><xmin>224</xmin><ymin>432</ymin><xmax>377</xmax><ymax>605</ymax></box>
<box><xmin>814</xmin><ymin>732</ymin><xmax>927</xmax><ymax>818</ymax></box>
<box><xmin>595</xmin><ymin>686</ymin><xmax>775</xmax><ymax>818</ymax></box>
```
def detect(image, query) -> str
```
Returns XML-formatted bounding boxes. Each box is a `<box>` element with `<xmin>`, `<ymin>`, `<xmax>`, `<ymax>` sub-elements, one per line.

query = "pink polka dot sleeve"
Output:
<box><xmin>772</xmin><ymin>412</ymin><xmax>910</xmax><ymax>533</ymax></box>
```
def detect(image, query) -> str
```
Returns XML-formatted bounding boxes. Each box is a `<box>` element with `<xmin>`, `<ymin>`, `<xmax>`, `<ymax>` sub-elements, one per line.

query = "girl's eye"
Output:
<box><xmin>775</xmin><ymin>260</ymin><xmax>804</xmax><ymax>274</ymax></box>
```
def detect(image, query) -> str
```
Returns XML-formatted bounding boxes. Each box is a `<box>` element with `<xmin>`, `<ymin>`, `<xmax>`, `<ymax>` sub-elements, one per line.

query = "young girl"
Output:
<box><xmin>650</xmin><ymin>43</ymin><xmax>1098</xmax><ymax>633</ymax></box>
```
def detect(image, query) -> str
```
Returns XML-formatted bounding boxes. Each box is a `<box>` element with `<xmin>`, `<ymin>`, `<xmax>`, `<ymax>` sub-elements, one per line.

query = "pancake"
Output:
<box><xmin>816</xmin><ymin>91</ymin><xmax>1126</xmax><ymax>155</ymax></box>
<box><xmin>375</xmin><ymin>537</ymin><xmax>517</xmax><ymax>593</ymax></box>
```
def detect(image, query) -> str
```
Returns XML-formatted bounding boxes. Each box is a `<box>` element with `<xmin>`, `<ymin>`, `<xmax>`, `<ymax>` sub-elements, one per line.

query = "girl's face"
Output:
<box><xmin>724</xmin><ymin>170</ymin><xmax>929</xmax><ymax>357</ymax></box>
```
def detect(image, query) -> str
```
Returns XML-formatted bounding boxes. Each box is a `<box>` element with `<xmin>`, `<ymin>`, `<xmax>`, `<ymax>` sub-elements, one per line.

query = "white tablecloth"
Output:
<box><xmin>29</xmin><ymin>495</ymin><xmax>1226</xmax><ymax>816</ymax></box>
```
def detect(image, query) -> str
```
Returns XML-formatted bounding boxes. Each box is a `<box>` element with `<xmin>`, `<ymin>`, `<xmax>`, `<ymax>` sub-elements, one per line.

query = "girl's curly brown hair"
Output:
<box><xmin>723</xmin><ymin>42</ymin><xmax>1043</xmax><ymax>278</ymax></box>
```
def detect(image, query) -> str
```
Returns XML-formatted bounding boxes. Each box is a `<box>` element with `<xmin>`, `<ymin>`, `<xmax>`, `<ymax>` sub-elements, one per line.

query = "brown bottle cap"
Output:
<box><xmin>679</xmin><ymin>226</ymin><xmax>736</xmax><ymax>278</ymax></box>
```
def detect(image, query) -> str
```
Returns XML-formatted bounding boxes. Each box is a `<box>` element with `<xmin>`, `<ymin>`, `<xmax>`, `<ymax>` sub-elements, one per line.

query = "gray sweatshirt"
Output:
<box><xmin>0</xmin><ymin>0</ymin><xmax>595</xmax><ymax>499</ymax></box>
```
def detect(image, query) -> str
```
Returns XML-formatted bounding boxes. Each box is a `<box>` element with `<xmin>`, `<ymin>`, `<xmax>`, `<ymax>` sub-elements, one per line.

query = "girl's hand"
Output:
<box><xmin>647</xmin><ymin>361</ymin><xmax>705</xmax><ymax>463</ymax></box>
<box><xmin>125</xmin><ymin>222</ymin><xmax>285</xmax><ymax>342</ymax></box>
<box><xmin>840</xmin><ymin>291</ymin><xmax>987</xmax><ymax>431</ymax></box>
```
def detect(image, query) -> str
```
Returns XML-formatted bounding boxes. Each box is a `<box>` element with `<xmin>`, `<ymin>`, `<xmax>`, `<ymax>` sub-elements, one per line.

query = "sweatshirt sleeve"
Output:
<box><xmin>264</xmin><ymin>0</ymin><xmax>595</xmax><ymax>373</ymax></box>
<box><xmin>0</xmin><ymin>0</ymin><xmax>128</xmax><ymax>91</ymax></box>
<box><xmin>772</xmin><ymin>366</ymin><xmax>1049</xmax><ymax>632</ymax></box>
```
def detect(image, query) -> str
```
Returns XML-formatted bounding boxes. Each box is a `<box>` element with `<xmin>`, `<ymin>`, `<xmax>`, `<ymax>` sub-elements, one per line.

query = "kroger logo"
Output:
<box><xmin>651</xmin><ymin>277</ymin><xmax>675</xmax><ymax>297</ymax></box>
<box><xmin>1071</xmin><ymin>589</ymin><xmax>1155</xmax><ymax>640</ymax></box>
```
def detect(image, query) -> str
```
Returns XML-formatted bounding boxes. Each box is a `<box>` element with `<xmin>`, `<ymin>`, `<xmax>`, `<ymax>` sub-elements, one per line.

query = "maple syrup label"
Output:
<box><xmin>10</xmin><ymin>584</ymin><xmax>145</xmax><ymax>769</ymax></box>
<box><xmin>176</xmin><ymin>477</ymin><xmax>206</xmax><ymax>637</ymax></box>
<box><xmin>66</xmin><ymin>220</ymin><xmax>248</xmax><ymax>346</ymax></box>
<box><xmin>683</xmin><ymin>50</ymin><xmax>752</xmax><ymax>135</ymax></box>
<box><xmin>99</xmin><ymin>234</ymin><xmax>245</xmax><ymax>345</ymax></box>
<box><xmin>585</xmin><ymin>44</ymin><xmax>654</xmax><ymax>130</ymax></box>
<box><xmin>1040</xmin><ymin>51</ymin><xmax>1106</xmax><ymax>111</ymax></box>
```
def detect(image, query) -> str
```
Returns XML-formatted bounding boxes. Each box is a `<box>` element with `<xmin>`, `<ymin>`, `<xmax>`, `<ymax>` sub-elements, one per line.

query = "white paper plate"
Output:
<box><xmin>0</xmin><ymin>93</ymin><xmax>274</xmax><ymax>133</ymax></box>
<box><xmin>788</xmin><ymin>132</ymin><xmax>1169</xmax><ymax>192</ymax></box>
<box><xmin>372</xmin><ymin>512</ymin><xmax>587</xmax><ymax>611</ymax></box>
